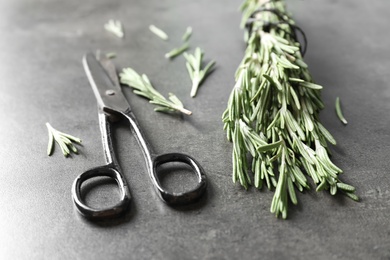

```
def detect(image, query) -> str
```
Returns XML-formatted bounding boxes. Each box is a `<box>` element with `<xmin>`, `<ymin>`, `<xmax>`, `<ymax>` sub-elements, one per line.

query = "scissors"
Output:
<box><xmin>72</xmin><ymin>53</ymin><xmax>207</xmax><ymax>219</ymax></box>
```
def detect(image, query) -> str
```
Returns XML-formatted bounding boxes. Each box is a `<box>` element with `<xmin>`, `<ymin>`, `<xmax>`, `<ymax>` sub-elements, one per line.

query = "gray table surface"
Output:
<box><xmin>1</xmin><ymin>0</ymin><xmax>389</xmax><ymax>259</ymax></box>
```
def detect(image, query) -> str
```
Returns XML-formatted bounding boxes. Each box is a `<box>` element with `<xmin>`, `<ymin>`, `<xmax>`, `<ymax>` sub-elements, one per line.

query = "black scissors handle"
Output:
<box><xmin>72</xmin><ymin>112</ymin><xmax>131</xmax><ymax>219</ymax></box>
<box><xmin>72</xmin><ymin>111</ymin><xmax>207</xmax><ymax>219</ymax></box>
<box><xmin>151</xmin><ymin>153</ymin><xmax>207</xmax><ymax>205</ymax></box>
<box><xmin>123</xmin><ymin>111</ymin><xmax>207</xmax><ymax>205</ymax></box>
<box><xmin>72</xmin><ymin>164</ymin><xmax>131</xmax><ymax>219</ymax></box>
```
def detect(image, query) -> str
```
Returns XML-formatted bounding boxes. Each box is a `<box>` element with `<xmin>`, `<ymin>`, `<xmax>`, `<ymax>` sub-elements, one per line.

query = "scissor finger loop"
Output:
<box><xmin>152</xmin><ymin>153</ymin><xmax>207</xmax><ymax>205</ymax></box>
<box><xmin>72</xmin><ymin>164</ymin><xmax>131</xmax><ymax>219</ymax></box>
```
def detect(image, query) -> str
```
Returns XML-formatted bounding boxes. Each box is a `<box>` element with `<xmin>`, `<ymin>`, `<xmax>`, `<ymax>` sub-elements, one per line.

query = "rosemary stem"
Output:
<box><xmin>190</xmin><ymin>78</ymin><xmax>200</xmax><ymax>97</ymax></box>
<box><xmin>174</xmin><ymin>105</ymin><xmax>193</xmax><ymax>115</ymax></box>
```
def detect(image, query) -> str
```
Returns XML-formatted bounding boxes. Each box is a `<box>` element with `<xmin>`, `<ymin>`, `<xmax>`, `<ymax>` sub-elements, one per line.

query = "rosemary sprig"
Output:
<box><xmin>104</xmin><ymin>19</ymin><xmax>124</xmax><ymax>38</ymax></box>
<box><xmin>165</xmin><ymin>42</ymin><xmax>190</xmax><ymax>59</ymax></box>
<box><xmin>183</xmin><ymin>47</ymin><xmax>216</xmax><ymax>97</ymax></box>
<box><xmin>182</xmin><ymin>27</ymin><xmax>192</xmax><ymax>41</ymax></box>
<box><xmin>119</xmin><ymin>68</ymin><xmax>192</xmax><ymax>115</ymax></box>
<box><xmin>222</xmin><ymin>0</ymin><xmax>357</xmax><ymax>219</ymax></box>
<box><xmin>335</xmin><ymin>97</ymin><xmax>348</xmax><ymax>125</ymax></box>
<box><xmin>46</xmin><ymin>123</ymin><xmax>82</xmax><ymax>157</ymax></box>
<box><xmin>149</xmin><ymin>25</ymin><xmax>169</xmax><ymax>40</ymax></box>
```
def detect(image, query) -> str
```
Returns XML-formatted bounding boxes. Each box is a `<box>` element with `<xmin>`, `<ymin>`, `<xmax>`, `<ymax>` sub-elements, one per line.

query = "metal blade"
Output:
<box><xmin>83</xmin><ymin>52</ymin><xmax>131</xmax><ymax>114</ymax></box>
<box><xmin>97</xmin><ymin>52</ymin><xmax>121</xmax><ymax>88</ymax></box>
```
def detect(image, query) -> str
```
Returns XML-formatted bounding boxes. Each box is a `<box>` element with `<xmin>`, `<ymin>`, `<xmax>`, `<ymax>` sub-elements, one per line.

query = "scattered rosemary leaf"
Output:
<box><xmin>182</xmin><ymin>27</ymin><xmax>192</xmax><ymax>41</ymax></box>
<box><xmin>119</xmin><ymin>67</ymin><xmax>192</xmax><ymax>115</ymax></box>
<box><xmin>343</xmin><ymin>191</ymin><xmax>359</xmax><ymax>201</ymax></box>
<box><xmin>165</xmin><ymin>42</ymin><xmax>190</xmax><ymax>59</ymax></box>
<box><xmin>336</xmin><ymin>182</ymin><xmax>356</xmax><ymax>192</ymax></box>
<box><xmin>106</xmin><ymin>52</ymin><xmax>117</xmax><ymax>59</ymax></box>
<box><xmin>183</xmin><ymin>47</ymin><xmax>216</xmax><ymax>97</ymax></box>
<box><xmin>46</xmin><ymin>123</ymin><xmax>82</xmax><ymax>157</ymax></box>
<box><xmin>149</xmin><ymin>25</ymin><xmax>168</xmax><ymax>40</ymax></box>
<box><xmin>335</xmin><ymin>97</ymin><xmax>348</xmax><ymax>125</ymax></box>
<box><xmin>104</xmin><ymin>19</ymin><xmax>124</xmax><ymax>38</ymax></box>
<box><xmin>300</xmin><ymin>81</ymin><xmax>323</xmax><ymax>90</ymax></box>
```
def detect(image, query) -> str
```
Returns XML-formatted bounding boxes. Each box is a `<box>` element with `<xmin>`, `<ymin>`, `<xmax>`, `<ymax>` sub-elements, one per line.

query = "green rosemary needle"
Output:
<box><xmin>119</xmin><ymin>67</ymin><xmax>192</xmax><ymax>115</ymax></box>
<box><xmin>104</xmin><ymin>19</ymin><xmax>124</xmax><ymax>38</ymax></box>
<box><xmin>335</xmin><ymin>97</ymin><xmax>348</xmax><ymax>125</ymax></box>
<box><xmin>46</xmin><ymin>123</ymin><xmax>82</xmax><ymax>157</ymax></box>
<box><xmin>183</xmin><ymin>47</ymin><xmax>216</xmax><ymax>97</ymax></box>
<box><xmin>222</xmin><ymin>0</ymin><xmax>357</xmax><ymax>219</ymax></box>
<box><xmin>182</xmin><ymin>27</ymin><xmax>192</xmax><ymax>41</ymax></box>
<box><xmin>165</xmin><ymin>42</ymin><xmax>190</xmax><ymax>59</ymax></box>
<box><xmin>106</xmin><ymin>52</ymin><xmax>117</xmax><ymax>59</ymax></box>
<box><xmin>149</xmin><ymin>25</ymin><xmax>168</xmax><ymax>40</ymax></box>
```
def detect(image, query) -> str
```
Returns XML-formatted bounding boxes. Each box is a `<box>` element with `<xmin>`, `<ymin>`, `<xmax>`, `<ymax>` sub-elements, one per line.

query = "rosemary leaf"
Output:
<box><xmin>182</xmin><ymin>26</ymin><xmax>192</xmax><ymax>41</ymax></box>
<box><xmin>106</xmin><ymin>52</ymin><xmax>117</xmax><ymax>59</ymax></box>
<box><xmin>257</xmin><ymin>140</ymin><xmax>283</xmax><ymax>152</ymax></box>
<box><xmin>336</xmin><ymin>182</ymin><xmax>356</xmax><ymax>192</ymax></box>
<box><xmin>165</xmin><ymin>42</ymin><xmax>190</xmax><ymax>59</ymax></box>
<box><xmin>300</xmin><ymin>81</ymin><xmax>323</xmax><ymax>90</ymax></box>
<box><xmin>60</xmin><ymin>132</ymin><xmax>82</xmax><ymax>144</ymax></box>
<box><xmin>168</xmin><ymin>93</ymin><xmax>184</xmax><ymax>107</ymax></box>
<box><xmin>149</xmin><ymin>25</ymin><xmax>168</xmax><ymax>40</ymax></box>
<box><xmin>47</xmin><ymin>126</ymin><xmax>54</xmax><ymax>156</ymax></box>
<box><xmin>335</xmin><ymin>97</ymin><xmax>348</xmax><ymax>125</ymax></box>
<box><xmin>343</xmin><ymin>191</ymin><xmax>359</xmax><ymax>201</ymax></box>
<box><xmin>317</xmin><ymin>122</ymin><xmax>337</xmax><ymax>145</ymax></box>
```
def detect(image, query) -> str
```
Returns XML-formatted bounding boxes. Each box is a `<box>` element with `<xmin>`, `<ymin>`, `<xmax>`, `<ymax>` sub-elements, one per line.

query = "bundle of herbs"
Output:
<box><xmin>222</xmin><ymin>0</ymin><xmax>358</xmax><ymax>219</ymax></box>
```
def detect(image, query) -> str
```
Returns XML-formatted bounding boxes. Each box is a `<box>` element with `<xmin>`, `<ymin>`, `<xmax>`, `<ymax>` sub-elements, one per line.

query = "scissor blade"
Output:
<box><xmin>83</xmin><ymin>53</ymin><xmax>130</xmax><ymax>113</ymax></box>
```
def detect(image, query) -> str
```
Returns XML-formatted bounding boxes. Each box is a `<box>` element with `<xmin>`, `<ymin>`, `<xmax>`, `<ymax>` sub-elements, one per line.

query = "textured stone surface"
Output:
<box><xmin>1</xmin><ymin>0</ymin><xmax>390</xmax><ymax>259</ymax></box>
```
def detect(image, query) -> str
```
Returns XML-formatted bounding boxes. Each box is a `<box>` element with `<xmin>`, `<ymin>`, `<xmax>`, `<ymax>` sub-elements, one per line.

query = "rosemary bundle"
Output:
<box><xmin>222</xmin><ymin>0</ymin><xmax>357</xmax><ymax>218</ymax></box>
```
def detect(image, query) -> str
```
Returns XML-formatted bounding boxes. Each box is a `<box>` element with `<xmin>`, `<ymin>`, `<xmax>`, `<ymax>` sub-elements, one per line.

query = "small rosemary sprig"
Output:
<box><xmin>222</xmin><ymin>0</ymin><xmax>357</xmax><ymax>219</ymax></box>
<box><xmin>104</xmin><ymin>19</ymin><xmax>124</xmax><ymax>38</ymax></box>
<box><xmin>335</xmin><ymin>97</ymin><xmax>348</xmax><ymax>125</ymax></box>
<box><xmin>119</xmin><ymin>68</ymin><xmax>192</xmax><ymax>115</ymax></box>
<box><xmin>46</xmin><ymin>123</ymin><xmax>82</xmax><ymax>157</ymax></box>
<box><xmin>149</xmin><ymin>25</ymin><xmax>169</xmax><ymax>40</ymax></box>
<box><xmin>183</xmin><ymin>47</ymin><xmax>216</xmax><ymax>97</ymax></box>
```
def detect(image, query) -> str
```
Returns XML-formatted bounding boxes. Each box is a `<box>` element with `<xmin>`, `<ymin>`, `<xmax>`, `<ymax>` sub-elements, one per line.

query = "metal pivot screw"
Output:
<box><xmin>106</xmin><ymin>90</ymin><xmax>115</xmax><ymax>96</ymax></box>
